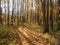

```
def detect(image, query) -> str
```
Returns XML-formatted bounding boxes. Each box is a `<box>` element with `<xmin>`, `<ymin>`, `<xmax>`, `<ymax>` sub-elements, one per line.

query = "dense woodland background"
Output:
<box><xmin>0</xmin><ymin>0</ymin><xmax>60</xmax><ymax>33</ymax></box>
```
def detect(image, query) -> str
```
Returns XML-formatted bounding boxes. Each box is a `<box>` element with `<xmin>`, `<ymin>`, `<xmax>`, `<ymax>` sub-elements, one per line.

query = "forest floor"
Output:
<box><xmin>0</xmin><ymin>25</ymin><xmax>58</xmax><ymax>45</ymax></box>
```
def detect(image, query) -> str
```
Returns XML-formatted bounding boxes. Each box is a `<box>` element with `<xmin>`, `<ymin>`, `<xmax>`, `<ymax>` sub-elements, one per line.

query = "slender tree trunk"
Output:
<box><xmin>27</xmin><ymin>0</ymin><xmax>28</xmax><ymax>23</ymax></box>
<box><xmin>7</xmin><ymin>0</ymin><xmax>9</xmax><ymax>25</ymax></box>
<box><xmin>4</xmin><ymin>0</ymin><xmax>7</xmax><ymax>25</ymax></box>
<box><xmin>50</xmin><ymin>11</ymin><xmax>53</xmax><ymax>30</ymax></box>
<box><xmin>11</xmin><ymin>0</ymin><xmax>14</xmax><ymax>25</ymax></box>
<box><xmin>46</xmin><ymin>0</ymin><xmax>49</xmax><ymax>32</ymax></box>
<box><xmin>37</xmin><ymin>0</ymin><xmax>40</xmax><ymax>25</ymax></box>
<box><xmin>50</xmin><ymin>0</ymin><xmax>53</xmax><ymax>30</ymax></box>
<box><xmin>0</xmin><ymin>0</ymin><xmax>2</xmax><ymax>25</ymax></box>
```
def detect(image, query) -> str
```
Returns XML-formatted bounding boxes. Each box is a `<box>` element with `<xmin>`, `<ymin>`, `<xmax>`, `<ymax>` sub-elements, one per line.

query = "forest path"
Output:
<box><xmin>9</xmin><ymin>25</ymin><xmax>51</xmax><ymax>45</ymax></box>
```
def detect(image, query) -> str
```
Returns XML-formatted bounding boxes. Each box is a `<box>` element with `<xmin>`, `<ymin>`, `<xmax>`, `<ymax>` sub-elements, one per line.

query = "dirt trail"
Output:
<box><xmin>9</xmin><ymin>26</ymin><xmax>49</xmax><ymax>45</ymax></box>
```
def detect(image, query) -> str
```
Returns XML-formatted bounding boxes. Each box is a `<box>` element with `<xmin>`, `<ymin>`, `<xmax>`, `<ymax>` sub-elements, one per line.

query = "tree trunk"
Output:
<box><xmin>11</xmin><ymin>0</ymin><xmax>14</xmax><ymax>25</ymax></box>
<box><xmin>43</xmin><ymin>0</ymin><xmax>49</xmax><ymax>33</ymax></box>
<box><xmin>7</xmin><ymin>0</ymin><xmax>9</xmax><ymax>25</ymax></box>
<box><xmin>0</xmin><ymin>0</ymin><xmax>2</xmax><ymax>25</ymax></box>
<box><xmin>50</xmin><ymin>0</ymin><xmax>53</xmax><ymax>30</ymax></box>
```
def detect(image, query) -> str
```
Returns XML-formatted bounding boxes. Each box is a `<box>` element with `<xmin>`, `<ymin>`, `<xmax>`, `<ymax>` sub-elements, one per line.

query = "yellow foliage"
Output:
<box><xmin>42</xmin><ymin>33</ymin><xmax>57</xmax><ymax>44</ymax></box>
<box><xmin>42</xmin><ymin>33</ymin><xmax>51</xmax><ymax>39</ymax></box>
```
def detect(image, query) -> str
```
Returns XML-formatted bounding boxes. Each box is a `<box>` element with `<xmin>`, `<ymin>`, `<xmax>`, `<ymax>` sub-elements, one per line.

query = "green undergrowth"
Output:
<box><xmin>0</xmin><ymin>26</ymin><xmax>19</xmax><ymax>45</ymax></box>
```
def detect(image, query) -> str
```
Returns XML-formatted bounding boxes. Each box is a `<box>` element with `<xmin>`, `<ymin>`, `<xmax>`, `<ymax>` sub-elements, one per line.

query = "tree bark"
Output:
<box><xmin>0</xmin><ymin>0</ymin><xmax>2</xmax><ymax>25</ymax></box>
<box><xmin>11</xmin><ymin>0</ymin><xmax>14</xmax><ymax>25</ymax></box>
<box><xmin>7</xmin><ymin>0</ymin><xmax>9</xmax><ymax>25</ymax></box>
<box><xmin>50</xmin><ymin>0</ymin><xmax>53</xmax><ymax>30</ymax></box>
<box><xmin>43</xmin><ymin>0</ymin><xmax>49</xmax><ymax>33</ymax></box>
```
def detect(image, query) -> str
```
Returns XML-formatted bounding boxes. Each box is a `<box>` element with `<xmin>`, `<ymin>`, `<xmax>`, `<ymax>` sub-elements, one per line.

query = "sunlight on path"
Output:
<box><xmin>18</xmin><ymin>28</ymin><xmax>29</xmax><ymax>37</ymax></box>
<box><xmin>17</xmin><ymin>26</ymin><xmax>50</xmax><ymax>45</ymax></box>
